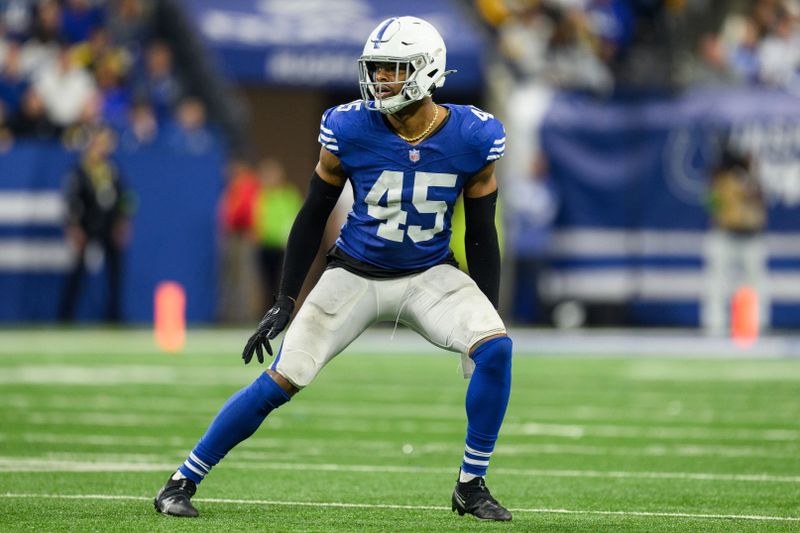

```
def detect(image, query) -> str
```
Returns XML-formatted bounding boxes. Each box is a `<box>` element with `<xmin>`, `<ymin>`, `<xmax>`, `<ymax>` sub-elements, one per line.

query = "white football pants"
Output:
<box><xmin>272</xmin><ymin>265</ymin><xmax>507</xmax><ymax>388</ymax></box>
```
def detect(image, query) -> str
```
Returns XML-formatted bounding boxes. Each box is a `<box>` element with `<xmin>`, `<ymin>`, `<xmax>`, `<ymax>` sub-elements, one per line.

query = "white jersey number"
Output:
<box><xmin>469</xmin><ymin>106</ymin><xmax>494</xmax><ymax>122</ymax></box>
<box><xmin>365</xmin><ymin>171</ymin><xmax>458</xmax><ymax>243</ymax></box>
<box><xmin>336</xmin><ymin>101</ymin><xmax>363</xmax><ymax>112</ymax></box>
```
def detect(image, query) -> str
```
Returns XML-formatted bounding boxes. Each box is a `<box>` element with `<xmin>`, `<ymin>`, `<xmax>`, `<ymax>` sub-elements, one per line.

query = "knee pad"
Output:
<box><xmin>471</xmin><ymin>336</ymin><xmax>512</xmax><ymax>377</ymax></box>
<box><xmin>271</xmin><ymin>343</ymin><xmax>320</xmax><ymax>389</ymax></box>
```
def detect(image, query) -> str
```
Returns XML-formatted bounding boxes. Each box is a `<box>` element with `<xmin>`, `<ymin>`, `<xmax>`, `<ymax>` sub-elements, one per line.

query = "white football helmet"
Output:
<box><xmin>358</xmin><ymin>16</ymin><xmax>454</xmax><ymax>115</ymax></box>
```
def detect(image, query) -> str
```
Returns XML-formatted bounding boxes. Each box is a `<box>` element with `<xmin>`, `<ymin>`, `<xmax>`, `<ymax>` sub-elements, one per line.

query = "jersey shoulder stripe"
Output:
<box><xmin>448</xmin><ymin>104</ymin><xmax>506</xmax><ymax>164</ymax></box>
<box><xmin>319</xmin><ymin>101</ymin><xmax>372</xmax><ymax>154</ymax></box>
<box><xmin>318</xmin><ymin>112</ymin><xmax>339</xmax><ymax>153</ymax></box>
<box><xmin>488</xmin><ymin>134</ymin><xmax>505</xmax><ymax>160</ymax></box>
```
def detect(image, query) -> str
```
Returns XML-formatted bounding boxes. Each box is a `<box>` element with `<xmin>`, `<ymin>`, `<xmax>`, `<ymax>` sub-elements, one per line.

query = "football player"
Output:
<box><xmin>155</xmin><ymin>16</ymin><xmax>513</xmax><ymax>521</ymax></box>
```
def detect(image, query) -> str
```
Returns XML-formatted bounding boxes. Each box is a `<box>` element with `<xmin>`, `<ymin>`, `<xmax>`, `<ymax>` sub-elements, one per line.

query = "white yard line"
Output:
<box><xmin>6</xmin><ymin>431</ymin><xmax>798</xmax><ymax>459</ymax></box>
<box><xmin>7</xmin><ymin>433</ymin><xmax>799</xmax><ymax>460</ymax></box>
<box><xmin>5</xmin><ymin>394</ymin><xmax>799</xmax><ymax>428</ymax></box>
<box><xmin>0</xmin><ymin>457</ymin><xmax>798</xmax><ymax>483</ymax></box>
<box><xmin>0</xmin><ymin>492</ymin><xmax>797</xmax><ymax>522</ymax></box>
<box><xmin>3</xmin><ymin>394</ymin><xmax>798</xmax><ymax>427</ymax></box>
<box><xmin>11</xmin><ymin>411</ymin><xmax>800</xmax><ymax>442</ymax></box>
<box><xmin>502</xmin><ymin>422</ymin><xmax>800</xmax><ymax>441</ymax></box>
<box><xmin>0</xmin><ymin>458</ymin><xmax>175</xmax><ymax>472</ymax></box>
<box><xmin>235</xmin><ymin>462</ymin><xmax>800</xmax><ymax>483</ymax></box>
<box><xmin>0</xmin><ymin>365</ymin><xmax>245</xmax><ymax>386</ymax></box>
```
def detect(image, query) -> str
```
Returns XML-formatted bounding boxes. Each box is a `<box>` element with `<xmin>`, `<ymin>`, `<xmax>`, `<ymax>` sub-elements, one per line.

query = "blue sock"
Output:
<box><xmin>461</xmin><ymin>336</ymin><xmax>512</xmax><ymax>478</ymax></box>
<box><xmin>178</xmin><ymin>372</ymin><xmax>290</xmax><ymax>483</ymax></box>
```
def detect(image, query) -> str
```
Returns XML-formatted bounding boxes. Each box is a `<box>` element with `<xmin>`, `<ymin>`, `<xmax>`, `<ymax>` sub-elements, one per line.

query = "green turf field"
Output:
<box><xmin>0</xmin><ymin>328</ymin><xmax>799</xmax><ymax>532</ymax></box>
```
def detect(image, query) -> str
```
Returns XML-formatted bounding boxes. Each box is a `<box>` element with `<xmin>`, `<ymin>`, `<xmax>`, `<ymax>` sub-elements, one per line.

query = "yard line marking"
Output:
<box><xmin>12</xmin><ymin>432</ymin><xmax>192</xmax><ymax>448</ymax></box>
<box><xmin>0</xmin><ymin>458</ymin><xmax>176</xmax><ymax>472</ymax></box>
<box><xmin>1</xmin><ymin>457</ymin><xmax>798</xmax><ymax>483</ymax></box>
<box><xmin>235</xmin><ymin>462</ymin><xmax>800</xmax><ymax>483</ymax></box>
<box><xmin>503</xmin><ymin>422</ymin><xmax>800</xmax><ymax>441</ymax></box>
<box><xmin>3</xmin><ymin>393</ymin><xmax>799</xmax><ymax>428</ymax></box>
<box><xmin>9</xmin><ymin>410</ymin><xmax>800</xmax><ymax>442</ymax></box>
<box><xmin>0</xmin><ymin>493</ymin><xmax>798</xmax><ymax>522</ymax></box>
<box><xmin>0</xmin><ymin>365</ymin><xmax>246</xmax><ymax>386</ymax></box>
<box><xmin>5</xmin><ymin>432</ymin><xmax>798</xmax><ymax>459</ymax></box>
<box><xmin>512</xmin><ymin>507</ymin><xmax>800</xmax><ymax>522</ymax></box>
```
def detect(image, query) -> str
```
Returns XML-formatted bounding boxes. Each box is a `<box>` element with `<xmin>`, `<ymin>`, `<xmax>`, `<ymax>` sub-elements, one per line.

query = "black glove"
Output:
<box><xmin>242</xmin><ymin>295</ymin><xmax>295</xmax><ymax>364</ymax></box>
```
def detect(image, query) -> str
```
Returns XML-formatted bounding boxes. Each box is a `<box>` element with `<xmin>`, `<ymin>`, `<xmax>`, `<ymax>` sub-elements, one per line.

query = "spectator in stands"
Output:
<box><xmin>135</xmin><ymin>40</ymin><xmax>183</xmax><ymax>121</ymax></box>
<box><xmin>585</xmin><ymin>0</ymin><xmax>635</xmax><ymax>67</ymax></box>
<box><xmin>30</xmin><ymin>0</ymin><xmax>61</xmax><ymax>44</ymax></box>
<box><xmin>253</xmin><ymin>158</ymin><xmax>302</xmax><ymax>306</ymax></box>
<box><xmin>495</xmin><ymin>2</ymin><xmax>552</xmax><ymax>80</ymax></box>
<box><xmin>59</xmin><ymin>125</ymin><xmax>131</xmax><ymax>322</ymax></box>
<box><xmin>492</xmin><ymin>1</ymin><xmax>614</xmax><ymax>92</ymax></box>
<box><xmin>8</xmin><ymin>87</ymin><xmax>58</xmax><ymax>139</ymax></box>
<box><xmin>72</xmin><ymin>26</ymin><xmax>130</xmax><ymax>76</ymax></box>
<box><xmin>18</xmin><ymin>0</ymin><xmax>61</xmax><ymax>78</ymax></box>
<box><xmin>94</xmin><ymin>53</ymin><xmax>130</xmax><ymax>128</ymax></box>
<box><xmin>702</xmin><ymin>143</ymin><xmax>769</xmax><ymax>335</ymax></box>
<box><xmin>727</xmin><ymin>16</ymin><xmax>761</xmax><ymax>83</ymax></box>
<box><xmin>757</xmin><ymin>5</ymin><xmax>800</xmax><ymax>91</ymax></box>
<box><xmin>688</xmin><ymin>32</ymin><xmax>739</xmax><ymax>85</ymax></box>
<box><xmin>0</xmin><ymin>42</ymin><xmax>28</xmax><ymax>120</ymax></box>
<box><xmin>545</xmin><ymin>8</ymin><xmax>614</xmax><ymax>92</ymax></box>
<box><xmin>168</xmin><ymin>96</ymin><xmax>212</xmax><ymax>154</ymax></box>
<box><xmin>1</xmin><ymin>0</ymin><xmax>35</xmax><ymax>41</ymax></box>
<box><xmin>32</xmin><ymin>43</ymin><xmax>98</xmax><ymax>129</ymax></box>
<box><xmin>119</xmin><ymin>98</ymin><xmax>157</xmax><ymax>150</ymax></box>
<box><xmin>751</xmin><ymin>0</ymin><xmax>780</xmax><ymax>35</ymax></box>
<box><xmin>106</xmin><ymin>0</ymin><xmax>153</xmax><ymax>60</ymax></box>
<box><xmin>61</xmin><ymin>0</ymin><xmax>106</xmax><ymax>44</ymax></box>
<box><xmin>218</xmin><ymin>158</ymin><xmax>261</xmax><ymax>322</ymax></box>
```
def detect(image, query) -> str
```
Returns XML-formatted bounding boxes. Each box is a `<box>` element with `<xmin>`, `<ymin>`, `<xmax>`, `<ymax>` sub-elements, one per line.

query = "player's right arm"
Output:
<box><xmin>242</xmin><ymin>147</ymin><xmax>347</xmax><ymax>364</ymax></box>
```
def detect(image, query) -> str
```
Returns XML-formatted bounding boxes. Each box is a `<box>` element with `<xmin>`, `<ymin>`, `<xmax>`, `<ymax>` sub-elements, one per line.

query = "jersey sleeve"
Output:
<box><xmin>482</xmin><ymin>115</ymin><xmax>506</xmax><ymax>164</ymax></box>
<box><xmin>318</xmin><ymin>107</ymin><xmax>340</xmax><ymax>155</ymax></box>
<box><xmin>459</xmin><ymin>106</ymin><xmax>506</xmax><ymax>173</ymax></box>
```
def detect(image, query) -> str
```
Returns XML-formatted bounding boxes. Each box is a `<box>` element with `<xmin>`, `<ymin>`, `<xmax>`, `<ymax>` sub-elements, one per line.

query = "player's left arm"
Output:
<box><xmin>463</xmin><ymin>162</ymin><xmax>501</xmax><ymax>308</ymax></box>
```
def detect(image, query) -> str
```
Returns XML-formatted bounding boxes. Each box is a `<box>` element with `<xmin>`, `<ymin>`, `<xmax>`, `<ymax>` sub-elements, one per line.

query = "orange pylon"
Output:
<box><xmin>154</xmin><ymin>281</ymin><xmax>186</xmax><ymax>352</ymax></box>
<box><xmin>731</xmin><ymin>285</ymin><xmax>759</xmax><ymax>348</ymax></box>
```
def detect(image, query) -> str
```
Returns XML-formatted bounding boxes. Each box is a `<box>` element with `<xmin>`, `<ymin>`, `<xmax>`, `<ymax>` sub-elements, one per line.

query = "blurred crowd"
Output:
<box><xmin>0</xmin><ymin>0</ymin><xmax>213</xmax><ymax>152</ymax></box>
<box><xmin>478</xmin><ymin>0</ymin><xmax>800</xmax><ymax>93</ymax></box>
<box><xmin>690</xmin><ymin>0</ymin><xmax>800</xmax><ymax>91</ymax></box>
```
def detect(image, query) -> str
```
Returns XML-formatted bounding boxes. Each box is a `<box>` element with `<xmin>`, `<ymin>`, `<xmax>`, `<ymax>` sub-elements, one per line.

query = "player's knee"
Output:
<box><xmin>265</xmin><ymin>369</ymin><xmax>300</xmax><ymax>397</ymax></box>
<box><xmin>274</xmin><ymin>349</ymin><xmax>319</xmax><ymax>389</ymax></box>
<box><xmin>471</xmin><ymin>335</ymin><xmax>512</xmax><ymax>378</ymax></box>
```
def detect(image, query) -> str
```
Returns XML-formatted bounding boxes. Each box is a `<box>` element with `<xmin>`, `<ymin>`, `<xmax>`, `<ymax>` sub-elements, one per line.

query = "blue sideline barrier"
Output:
<box><xmin>0</xmin><ymin>134</ymin><xmax>224</xmax><ymax>322</ymax></box>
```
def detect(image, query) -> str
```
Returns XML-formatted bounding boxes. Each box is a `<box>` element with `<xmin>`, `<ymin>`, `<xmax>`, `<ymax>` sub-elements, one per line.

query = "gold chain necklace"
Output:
<box><xmin>395</xmin><ymin>105</ymin><xmax>439</xmax><ymax>143</ymax></box>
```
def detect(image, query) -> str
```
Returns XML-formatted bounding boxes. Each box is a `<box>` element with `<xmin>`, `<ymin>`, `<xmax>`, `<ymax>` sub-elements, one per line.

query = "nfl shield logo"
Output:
<box><xmin>408</xmin><ymin>149</ymin><xmax>420</xmax><ymax>163</ymax></box>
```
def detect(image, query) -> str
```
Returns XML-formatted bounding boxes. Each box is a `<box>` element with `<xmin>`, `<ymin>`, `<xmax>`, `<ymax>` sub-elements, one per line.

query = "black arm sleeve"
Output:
<box><xmin>463</xmin><ymin>190</ymin><xmax>500</xmax><ymax>308</ymax></box>
<box><xmin>277</xmin><ymin>172</ymin><xmax>344</xmax><ymax>300</ymax></box>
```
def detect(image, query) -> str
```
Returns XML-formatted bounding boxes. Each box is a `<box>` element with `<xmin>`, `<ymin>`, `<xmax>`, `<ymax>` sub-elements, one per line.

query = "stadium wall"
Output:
<box><xmin>539</xmin><ymin>86</ymin><xmax>800</xmax><ymax>327</ymax></box>
<box><xmin>0</xmin><ymin>135</ymin><xmax>225</xmax><ymax>323</ymax></box>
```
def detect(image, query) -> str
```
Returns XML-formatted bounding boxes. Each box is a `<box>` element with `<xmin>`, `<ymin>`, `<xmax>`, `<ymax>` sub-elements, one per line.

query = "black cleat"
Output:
<box><xmin>452</xmin><ymin>476</ymin><xmax>512</xmax><ymax>521</ymax></box>
<box><xmin>154</xmin><ymin>476</ymin><xmax>199</xmax><ymax>517</ymax></box>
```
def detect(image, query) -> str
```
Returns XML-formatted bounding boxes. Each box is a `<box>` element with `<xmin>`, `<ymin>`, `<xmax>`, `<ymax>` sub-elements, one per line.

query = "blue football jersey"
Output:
<box><xmin>318</xmin><ymin>101</ymin><xmax>505</xmax><ymax>270</ymax></box>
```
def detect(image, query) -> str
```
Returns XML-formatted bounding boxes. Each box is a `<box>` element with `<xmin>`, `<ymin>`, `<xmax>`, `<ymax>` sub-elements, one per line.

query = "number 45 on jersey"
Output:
<box><xmin>366</xmin><ymin>170</ymin><xmax>457</xmax><ymax>243</ymax></box>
